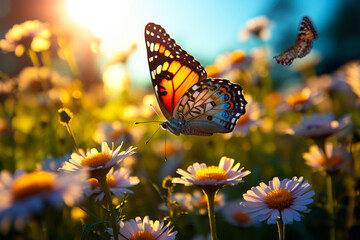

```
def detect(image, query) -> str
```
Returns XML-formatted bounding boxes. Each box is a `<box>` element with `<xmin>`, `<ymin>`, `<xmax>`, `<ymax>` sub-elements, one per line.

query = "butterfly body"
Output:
<box><xmin>274</xmin><ymin>16</ymin><xmax>317</xmax><ymax>65</ymax></box>
<box><xmin>145</xmin><ymin>23</ymin><xmax>247</xmax><ymax>136</ymax></box>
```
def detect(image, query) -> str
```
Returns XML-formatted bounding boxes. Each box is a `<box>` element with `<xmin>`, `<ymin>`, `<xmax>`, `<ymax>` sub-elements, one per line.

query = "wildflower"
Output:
<box><xmin>108</xmin><ymin>216</ymin><xmax>177</xmax><ymax>240</ymax></box>
<box><xmin>342</xmin><ymin>60</ymin><xmax>360</xmax><ymax>98</ymax></box>
<box><xmin>0</xmin><ymin>20</ymin><xmax>51</xmax><ymax>56</ymax></box>
<box><xmin>286</xmin><ymin>113</ymin><xmax>352</xmax><ymax>139</ymax></box>
<box><xmin>277</xmin><ymin>87</ymin><xmax>324</xmax><ymax>114</ymax></box>
<box><xmin>85</xmin><ymin>167</ymin><xmax>140</xmax><ymax>201</ymax></box>
<box><xmin>302</xmin><ymin>143</ymin><xmax>351</xmax><ymax>173</ymax></box>
<box><xmin>172</xmin><ymin>156</ymin><xmax>250</xmax><ymax>188</ymax></box>
<box><xmin>58</xmin><ymin>108</ymin><xmax>73</xmax><ymax>126</ymax></box>
<box><xmin>0</xmin><ymin>170</ymin><xmax>88</xmax><ymax>234</ymax></box>
<box><xmin>59</xmin><ymin>142</ymin><xmax>135</xmax><ymax>177</ymax></box>
<box><xmin>18</xmin><ymin>67</ymin><xmax>70</xmax><ymax>93</ymax></box>
<box><xmin>239</xmin><ymin>16</ymin><xmax>271</xmax><ymax>42</ymax></box>
<box><xmin>243</xmin><ymin>176</ymin><xmax>315</xmax><ymax>224</ymax></box>
<box><xmin>0</xmin><ymin>78</ymin><xmax>16</xmax><ymax>101</ymax></box>
<box><xmin>222</xmin><ymin>200</ymin><xmax>255</xmax><ymax>227</ymax></box>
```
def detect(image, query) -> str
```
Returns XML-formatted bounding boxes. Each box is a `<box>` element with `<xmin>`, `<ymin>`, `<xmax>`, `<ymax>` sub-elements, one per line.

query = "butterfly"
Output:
<box><xmin>274</xmin><ymin>16</ymin><xmax>318</xmax><ymax>66</ymax></box>
<box><xmin>144</xmin><ymin>22</ymin><xmax>247</xmax><ymax>136</ymax></box>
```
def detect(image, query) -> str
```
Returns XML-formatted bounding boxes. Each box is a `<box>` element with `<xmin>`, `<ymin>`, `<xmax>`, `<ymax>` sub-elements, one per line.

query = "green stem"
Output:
<box><xmin>315</xmin><ymin>138</ymin><xmax>336</xmax><ymax>240</ymax></box>
<box><xmin>277</xmin><ymin>218</ymin><xmax>285</xmax><ymax>240</ymax></box>
<box><xmin>98</xmin><ymin>175</ymin><xmax>119</xmax><ymax>240</ymax></box>
<box><xmin>65</xmin><ymin>123</ymin><xmax>80</xmax><ymax>155</ymax></box>
<box><xmin>202</xmin><ymin>188</ymin><xmax>219</xmax><ymax>240</ymax></box>
<box><xmin>326</xmin><ymin>174</ymin><xmax>335</xmax><ymax>240</ymax></box>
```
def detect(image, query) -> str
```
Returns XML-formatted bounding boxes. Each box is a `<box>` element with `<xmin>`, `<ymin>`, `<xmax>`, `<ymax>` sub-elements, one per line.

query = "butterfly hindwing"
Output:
<box><xmin>175</xmin><ymin>79</ymin><xmax>247</xmax><ymax>133</ymax></box>
<box><xmin>274</xmin><ymin>16</ymin><xmax>317</xmax><ymax>66</ymax></box>
<box><xmin>145</xmin><ymin>23</ymin><xmax>207</xmax><ymax>119</ymax></box>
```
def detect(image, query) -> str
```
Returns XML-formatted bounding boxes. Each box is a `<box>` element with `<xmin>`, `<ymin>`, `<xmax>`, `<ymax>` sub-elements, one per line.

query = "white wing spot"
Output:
<box><xmin>146</xmin><ymin>30</ymin><xmax>150</xmax><ymax>35</ymax></box>
<box><xmin>156</xmin><ymin>65</ymin><xmax>162</xmax><ymax>74</ymax></box>
<box><xmin>146</xmin><ymin>41</ymin><xmax>150</xmax><ymax>47</ymax></box>
<box><xmin>192</xmin><ymin>85</ymin><xmax>200</xmax><ymax>91</ymax></box>
<box><xmin>150</xmin><ymin>42</ymin><xmax>154</xmax><ymax>52</ymax></box>
<box><xmin>150</xmin><ymin>32</ymin><xmax>155</xmax><ymax>36</ymax></box>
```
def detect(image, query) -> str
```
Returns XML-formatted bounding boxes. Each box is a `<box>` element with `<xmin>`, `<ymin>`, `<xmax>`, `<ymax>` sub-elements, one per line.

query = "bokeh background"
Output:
<box><xmin>1</xmin><ymin>0</ymin><xmax>360</xmax><ymax>239</ymax></box>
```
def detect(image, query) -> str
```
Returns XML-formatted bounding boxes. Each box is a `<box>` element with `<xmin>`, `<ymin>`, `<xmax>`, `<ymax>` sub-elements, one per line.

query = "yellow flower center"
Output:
<box><xmin>195</xmin><ymin>166</ymin><xmax>228</xmax><ymax>182</ymax></box>
<box><xmin>230</xmin><ymin>50</ymin><xmax>246</xmax><ymax>64</ymax></box>
<box><xmin>287</xmin><ymin>92</ymin><xmax>309</xmax><ymax>108</ymax></box>
<box><xmin>88</xmin><ymin>175</ymin><xmax>116</xmax><ymax>189</ymax></box>
<box><xmin>80</xmin><ymin>152</ymin><xmax>112</xmax><ymax>168</ymax></box>
<box><xmin>11</xmin><ymin>171</ymin><xmax>54</xmax><ymax>200</ymax></box>
<box><xmin>318</xmin><ymin>155</ymin><xmax>344</xmax><ymax>170</ymax></box>
<box><xmin>234</xmin><ymin>212</ymin><xmax>250</xmax><ymax>225</ymax></box>
<box><xmin>236</xmin><ymin>113</ymin><xmax>249</xmax><ymax>126</ymax></box>
<box><xmin>265</xmin><ymin>189</ymin><xmax>293</xmax><ymax>210</ymax></box>
<box><xmin>129</xmin><ymin>231</ymin><xmax>155</xmax><ymax>240</ymax></box>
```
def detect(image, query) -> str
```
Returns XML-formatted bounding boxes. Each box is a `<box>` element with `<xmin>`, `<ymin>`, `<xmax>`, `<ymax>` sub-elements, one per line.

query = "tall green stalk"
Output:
<box><xmin>277</xmin><ymin>218</ymin><xmax>285</xmax><ymax>240</ymax></box>
<box><xmin>98</xmin><ymin>175</ymin><xmax>119</xmax><ymax>240</ymax></box>
<box><xmin>202</xmin><ymin>188</ymin><xmax>219</xmax><ymax>240</ymax></box>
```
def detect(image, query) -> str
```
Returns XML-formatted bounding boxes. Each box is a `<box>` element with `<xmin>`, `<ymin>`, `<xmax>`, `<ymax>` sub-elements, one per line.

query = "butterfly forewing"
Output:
<box><xmin>296</xmin><ymin>16</ymin><xmax>318</xmax><ymax>43</ymax></box>
<box><xmin>145</xmin><ymin>23</ymin><xmax>207</xmax><ymax>119</ymax></box>
<box><xmin>176</xmin><ymin>79</ymin><xmax>247</xmax><ymax>133</ymax></box>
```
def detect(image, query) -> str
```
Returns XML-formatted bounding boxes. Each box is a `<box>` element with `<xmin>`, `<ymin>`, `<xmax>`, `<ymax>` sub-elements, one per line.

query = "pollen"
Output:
<box><xmin>265</xmin><ymin>189</ymin><xmax>293</xmax><ymax>210</ymax></box>
<box><xmin>195</xmin><ymin>166</ymin><xmax>228</xmax><ymax>182</ymax></box>
<box><xmin>234</xmin><ymin>212</ymin><xmax>250</xmax><ymax>225</ymax></box>
<box><xmin>80</xmin><ymin>152</ymin><xmax>112</xmax><ymax>168</ymax></box>
<box><xmin>129</xmin><ymin>230</ymin><xmax>155</xmax><ymax>240</ymax></box>
<box><xmin>89</xmin><ymin>175</ymin><xmax>116</xmax><ymax>189</ymax></box>
<box><xmin>11</xmin><ymin>171</ymin><xmax>54</xmax><ymax>200</ymax></box>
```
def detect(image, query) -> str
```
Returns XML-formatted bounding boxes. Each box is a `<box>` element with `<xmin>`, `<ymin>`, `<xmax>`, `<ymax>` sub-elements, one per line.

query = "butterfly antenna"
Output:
<box><xmin>134</xmin><ymin>120</ymin><xmax>162</xmax><ymax>124</ymax></box>
<box><xmin>145</xmin><ymin>125</ymin><xmax>161</xmax><ymax>144</ymax></box>
<box><xmin>150</xmin><ymin>104</ymin><xmax>165</xmax><ymax>121</ymax></box>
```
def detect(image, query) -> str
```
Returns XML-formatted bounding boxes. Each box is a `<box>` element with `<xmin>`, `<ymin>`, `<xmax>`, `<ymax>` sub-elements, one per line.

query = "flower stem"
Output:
<box><xmin>326</xmin><ymin>174</ymin><xmax>336</xmax><ymax>240</ymax></box>
<box><xmin>98</xmin><ymin>175</ymin><xmax>119</xmax><ymax>240</ymax></box>
<box><xmin>277</xmin><ymin>218</ymin><xmax>285</xmax><ymax>240</ymax></box>
<box><xmin>65</xmin><ymin>123</ymin><xmax>80</xmax><ymax>155</ymax></box>
<box><xmin>202</xmin><ymin>188</ymin><xmax>219</xmax><ymax>240</ymax></box>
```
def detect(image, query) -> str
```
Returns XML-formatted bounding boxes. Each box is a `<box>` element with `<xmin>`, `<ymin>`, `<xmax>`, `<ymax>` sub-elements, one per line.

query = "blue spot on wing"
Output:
<box><xmin>221</xmin><ymin>94</ymin><xmax>229</xmax><ymax>101</ymax></box>
<box><xmin>222</xmin><ymin>102</ymin><xmax>231</xmax><ymax>109</ymax></box>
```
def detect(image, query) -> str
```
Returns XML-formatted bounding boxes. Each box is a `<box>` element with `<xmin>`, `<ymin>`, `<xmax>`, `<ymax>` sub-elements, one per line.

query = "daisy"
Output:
<box><xmin>243</xmin><ymin>176</ymin><xmax>315</xmax><ymax>224</ymax></box>
<box><xmin>0</xmin><ymin>20</ymin><xmax>51</xmax><ymax>57</ymax></box>
<box><xmin>239</xmin><ymin>16</ymin><xmax>271</xmax><ymax>42</ymax></box>
<box><xmin>0</xmin><ymin>170</ymin><xmax>88</xmax><ymax>234</ymax></box>
<box><xmin>302</xmin><ymin>142</ymin><xmax>351</xmax><ymax>173</ymax></box>
<box><xmin>59</xmin><ymin>142</ymin><xmax>135</xmax><ymax>178</ymax></box>
<box><xmin>222</xmin><ymin>200</ymin><xmax>256</xmax><ymax>227</ymax></box>
<box><xmin>108</xmin><ymin>216</ymin><xmax>177</xmax><ymax>240</ymax></box>
<box><xmin>85</xmin><ymin>167</ymin><xmax>140</xmax><ymax>201</ymax></box>
<box><xmin>277</xmin><ymin>87</ymin><xmax>324</xmax><ymax>114</ymax></box>
<box><xmin>286</xmin><ymin>113</ymin><xmax>352</xmax><ymax>139</ymax></box>
<box><xmin>172</xmin><ymin>156</ymin><xmax>250</xmax><ymax>188</ymax></box>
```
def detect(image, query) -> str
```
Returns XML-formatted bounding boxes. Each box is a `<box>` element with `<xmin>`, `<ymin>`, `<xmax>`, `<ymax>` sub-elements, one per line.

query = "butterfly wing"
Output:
<box><xmin>175</xmin><ymin>78</ymin><xmax>247</xmax><ymax>134</ymax></box>
<box><xmin>274</xmin><ymin>16</ymin><xmax>317</xmax><ymax>65</ymax></box>
<box><xmin>296</xmin><ymin>16</ymin><xmax>318</xmax><ymax>43</ymax></box>
<box><xmin>145</xmin><ymin>23</ymin><xmax>207</xmax><ymax>120</ymax></box>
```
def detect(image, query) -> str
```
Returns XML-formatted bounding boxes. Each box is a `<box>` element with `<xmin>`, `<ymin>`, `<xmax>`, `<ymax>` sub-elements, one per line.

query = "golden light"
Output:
<box><xmin>66</xmin><ymin>0</ymin><xmax>140</xmax><ymax>53</ymax></box>
<box><xmin>102</xmin><ymin>66</ymin><xmax>130</xmax><ymax>96</ymax></box>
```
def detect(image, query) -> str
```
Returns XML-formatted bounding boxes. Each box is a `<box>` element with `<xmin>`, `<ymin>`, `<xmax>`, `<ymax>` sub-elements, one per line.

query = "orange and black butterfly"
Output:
<box><xmin>144</xmin><ymin>23</ymin><xmax>247</xmax><ymax>136</ymax></box>
<box><xmin>274</xmin><ymin>16</ymin><xmax>318</xmax><ymax>66</ymax></box>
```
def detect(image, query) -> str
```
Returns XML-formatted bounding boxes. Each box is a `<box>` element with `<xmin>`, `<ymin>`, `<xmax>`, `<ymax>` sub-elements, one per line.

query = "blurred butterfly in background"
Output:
<box><xmin>144</xmin><ymin>22</ymin><xmax>247</xmax><ymax>136</ymax></box>
<box><xmin>274</xmin><ymin>16</ymin><xmax>318</xmax><ymax>66</ymax></box>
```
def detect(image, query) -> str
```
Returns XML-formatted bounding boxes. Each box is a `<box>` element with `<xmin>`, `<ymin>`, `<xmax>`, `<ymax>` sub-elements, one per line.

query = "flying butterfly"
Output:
<box><xmin>274</xmin><ymin>16</ymin><xmax>318</xmax><ymax>66</ymax></box>
<box><xmin>144</xmin><ymin>22</ymin><xmax>247</xmax><ymax>136</ymax></box>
